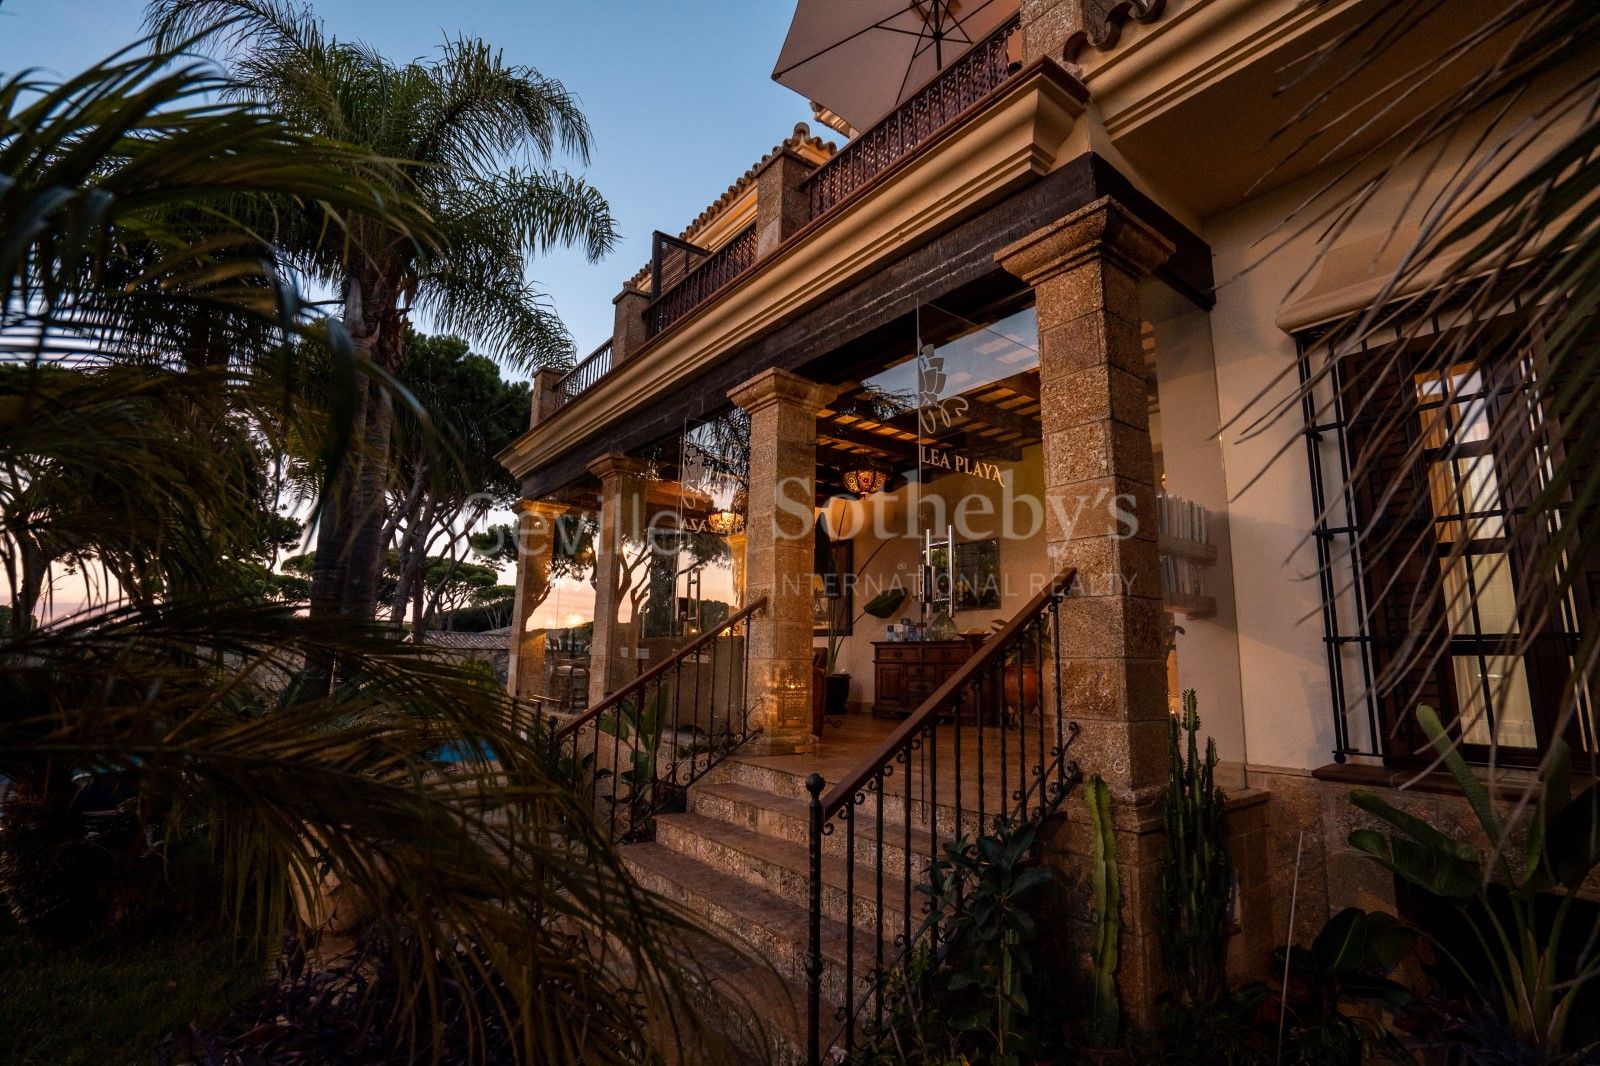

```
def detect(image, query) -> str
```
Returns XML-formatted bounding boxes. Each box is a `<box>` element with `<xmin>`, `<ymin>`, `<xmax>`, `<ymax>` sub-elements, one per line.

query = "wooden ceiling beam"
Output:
<box><xmin>992</xmin><ymin>370</ymin><xmax>1040</xmax><ymax>401</ymax></box>
<box><xmin>953</xmin><ymin>395</ymin><xmax>1041</xmax><ymax>440</ymax></box>
<box><xmin>817</xmin><ymin>418</ymin><xmax>921</xmax><ymax>463</ymax></box>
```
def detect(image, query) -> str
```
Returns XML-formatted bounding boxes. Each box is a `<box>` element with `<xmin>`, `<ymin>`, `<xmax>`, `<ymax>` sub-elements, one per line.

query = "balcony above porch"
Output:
<box><xmin>500</xmin><ymin>19</ymin><xmax>1093</xmax><ymax>484</ymax></box>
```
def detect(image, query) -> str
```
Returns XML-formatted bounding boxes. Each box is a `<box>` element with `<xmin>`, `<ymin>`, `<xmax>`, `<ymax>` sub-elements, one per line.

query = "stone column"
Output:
<box><xmin>611</xmin><ymin>285</ymin><xmax>650</xmax><ymax>365</ymax></box>
<box><xmin>728</xmin><ymin>368</ymin><xmax>839</xmax><ymax>754</ymax></box>
<box><xmin>505</xmin><ymin>498</ymin><xmax>567</xmax><ymax>699</ymax></box>
<box><xmin>996</xmin><ymin>196</ymin><xmax>1174</xmax><ymax>1024</ymax></box>
<box><xmin>753</xmin><ymin>136</ymin><xmax>814</xmax><ymax>257</ymax></box>
<box><xmin>586</xmin><ymin>452</ymin><xmax>648</xmax><ymax>706</ymax></box>
<box><xmin>529</xmin><ymin>366</ymin><xmax>565</xmax><ymax>426</ymax></box>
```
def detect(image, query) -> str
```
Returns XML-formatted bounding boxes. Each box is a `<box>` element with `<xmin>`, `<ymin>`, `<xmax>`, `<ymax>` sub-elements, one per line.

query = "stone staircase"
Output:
<box><xmin>620</xmin><ymin>750</ymin><xmax>940</xmax><ymax>1063</ymax></box>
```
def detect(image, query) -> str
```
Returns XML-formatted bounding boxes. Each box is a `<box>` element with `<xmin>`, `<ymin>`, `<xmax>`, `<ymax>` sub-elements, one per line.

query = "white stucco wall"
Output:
<box><xmin>1148</xmin><ymin>285</ymin><xmax>1252</xmax><ymax>782</ymax></box>
<box><xmin>1194</xmin><ymin>92</ymin><xmax>1578</xmax><ymax>773</ymax></box>
<box><xmin>1204</xmin><ymin>194</ymin><xmax>1338</xmax><ymax>774</ymax></box>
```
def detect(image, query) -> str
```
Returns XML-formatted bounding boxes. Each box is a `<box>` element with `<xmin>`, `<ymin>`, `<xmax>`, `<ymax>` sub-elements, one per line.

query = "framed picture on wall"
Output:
<box><xmin>813</xmin><ymin>540</ymin><xmax>853</xmax><ymax>636</ymax></box>
<box><xmin>954</xmin><ymin>539</ymin><xmax>1001</xmax><ymax>611</ymax></box>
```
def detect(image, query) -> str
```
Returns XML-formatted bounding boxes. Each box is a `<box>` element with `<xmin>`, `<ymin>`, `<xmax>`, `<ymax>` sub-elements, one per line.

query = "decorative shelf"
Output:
<box><xmin>1164</xmin><ymin>592</ymin><xmax>1217</xmax><ymax>620</ymax></box>
<box><xmin>1157</xmin><ymin>494</ymin><xmax>1216</xmax><ymax>618</ymax></box>
<box><xmin>1158</xmin><ymin>534</ymin><xmax>1218</xmax><ymax>565</ymax></box>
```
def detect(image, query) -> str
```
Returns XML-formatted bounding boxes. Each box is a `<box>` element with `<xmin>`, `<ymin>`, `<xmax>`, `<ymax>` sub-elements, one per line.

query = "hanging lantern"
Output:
<box><xmin>841</xmin><ymin>461</ymin><xmax>890</xmax><ymax>496</ymax></box>
<box><xmin>706</xmin><ymin>509</ymin><xmax>744</xmax><ymax>535</ymax></box>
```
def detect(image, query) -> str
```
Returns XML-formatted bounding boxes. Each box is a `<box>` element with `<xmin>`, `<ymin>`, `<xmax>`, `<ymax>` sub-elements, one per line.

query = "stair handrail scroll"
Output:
<box><xmin>804</xmin><ymin>567</ymin><xmax>1082</xmax><ymax>1064</ymax></box>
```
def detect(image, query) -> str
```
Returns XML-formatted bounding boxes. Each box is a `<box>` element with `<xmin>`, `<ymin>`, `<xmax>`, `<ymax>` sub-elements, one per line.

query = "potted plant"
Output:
<box><xmin>991</xmin><ymin>615</ymin><xmax>1044</xmax><ymax>715</ymax></box>
<box><xmin>823</xmin><ymin>586</ymin><xmax>909</xmax><ymax>717</ymax></box>
<box><xmin>815</xmin><ymin>519</ymin><xmax>908</xmax><ymax>719</ymax></box>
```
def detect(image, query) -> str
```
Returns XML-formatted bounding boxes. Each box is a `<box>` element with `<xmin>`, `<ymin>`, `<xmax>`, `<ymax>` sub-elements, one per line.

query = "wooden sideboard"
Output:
<box><xmin>871</xmin><ymin>637</ymin><xmax>985</xmax><ymax>717</ymax></box>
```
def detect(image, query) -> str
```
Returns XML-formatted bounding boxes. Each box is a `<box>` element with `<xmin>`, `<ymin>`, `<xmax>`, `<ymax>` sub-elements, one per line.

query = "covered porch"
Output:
<box><xmin>503</xmin><ymin>192</ymin><xmax>1259</xmax><ymax>1027</ymax></box>
<box><xmin>506</xmin><ymin>196</ymin><xmax>1244</xmax><ymax>782</ymax></box>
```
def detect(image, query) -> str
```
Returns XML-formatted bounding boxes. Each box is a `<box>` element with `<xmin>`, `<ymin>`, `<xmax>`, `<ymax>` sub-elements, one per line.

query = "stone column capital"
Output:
<box><xmin>585</xmin><ymin>452</ymin><xmax>648</xmax><ymax>484</ymax></box>
<box><xmin>995</xmin><ymin>196</ymin><xmax>1173</xmax><ymax>287</ymax></box>
<box><xmin>728</xmin><ymin>367</ymin><xmax>841</xmax><ymax>416</ymax></box>
<box><xmin>612</xmin><ymin>283</ymin><xmax>649</xmax><ymax>308</ymax></box>
<box><xmin>514</xmin><ymin>498</ymin><xmax>571</xmax><ymax>542</ymax></box>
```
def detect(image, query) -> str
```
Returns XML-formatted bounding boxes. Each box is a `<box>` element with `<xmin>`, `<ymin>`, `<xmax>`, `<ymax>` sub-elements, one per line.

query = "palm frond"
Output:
<box><xmin>1232</xmin><ymin>0</ymin><xmax>1600</xmax><ymax>764</ymax></box>
<box><xmin>3</xmin><ymin>39</ymin><xmax>767</xmax><ymax>1063</ymax></box>
<box><xmin>415</xmin><ymin>264</ymin><xmax>574</xmax><ymax>373</ymax></box>
<box><xmin>1</xmin><ymin>43</ymin><xmax>433</xmax><ymax>363</ymax></box>
<box><xmin>417</xmin><ymin>36</ymin><xmax>594</xmax><ymax>170</ymax></box>
<box><xmin>1</xmin><ymin>599</ymin><xmax>763</xmax><ymax>1063</ymax></box>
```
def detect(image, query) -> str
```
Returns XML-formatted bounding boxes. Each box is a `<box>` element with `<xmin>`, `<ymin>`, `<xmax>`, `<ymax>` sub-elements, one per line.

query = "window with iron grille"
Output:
<box><xmin>1300</xmin><ymin>319</ymin><xmax>1599</xmax><ymax>767</ymax></box>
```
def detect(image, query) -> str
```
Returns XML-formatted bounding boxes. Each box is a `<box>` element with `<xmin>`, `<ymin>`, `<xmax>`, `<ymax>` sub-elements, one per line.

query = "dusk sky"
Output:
<box><xmin>0</xmin><ymin>0</ymin><xmax>822</xmax><ymax>365</ymax></box>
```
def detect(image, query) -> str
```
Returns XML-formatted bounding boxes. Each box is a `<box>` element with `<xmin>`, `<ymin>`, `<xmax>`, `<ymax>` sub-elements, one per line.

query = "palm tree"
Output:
<box><xmin>146</xmin><ymin>0</ymin><xmax>619</xmax><ymax>648</ymax></box>
<box><xmin>1</xmin><ymin>42</ymin><xmax>420</xmax><ymax>626</ymax></box>
<box><xmin>1</xmin><ymin>48</ymin><xmax>758</xmax><ymax>1064</ymax></box>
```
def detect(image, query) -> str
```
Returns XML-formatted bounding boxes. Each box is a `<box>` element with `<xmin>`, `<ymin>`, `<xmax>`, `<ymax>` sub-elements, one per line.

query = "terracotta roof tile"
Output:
<box><xmin>626</xmin><ymin>123</ymin><xmax>836</xmax><ymax>288</ymax></box>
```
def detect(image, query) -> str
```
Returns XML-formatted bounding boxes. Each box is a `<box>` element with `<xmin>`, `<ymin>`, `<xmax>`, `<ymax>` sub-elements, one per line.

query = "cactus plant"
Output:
<box><xmin>1086</xmin><ymin>773</ymin><xmax>1121</xmax><ymax>1049</ymax></box>
<box><xmin>1159</xmin><ymin>689</ymin><xmax>1233</xmax><ymax>1009</ymax></box>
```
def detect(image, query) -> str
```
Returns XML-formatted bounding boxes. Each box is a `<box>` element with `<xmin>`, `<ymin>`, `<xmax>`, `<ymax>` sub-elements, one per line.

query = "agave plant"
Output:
<box><xmin>1</xmin><ymin>47</ymin><xmax>761</xmax><ymax>1064</ymax></box>
<box><xmin>1349</xmin><ymin>705</ymin><xmax>1600</xmax><ymax>1056</ymax></box>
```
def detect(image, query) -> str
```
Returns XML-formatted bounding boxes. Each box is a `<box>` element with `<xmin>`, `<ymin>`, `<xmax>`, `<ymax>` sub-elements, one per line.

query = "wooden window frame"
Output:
<box><xmin>1321</xmin><ymin>326</ymin><xmax>1598</xmax><ymax>767</ymax></box>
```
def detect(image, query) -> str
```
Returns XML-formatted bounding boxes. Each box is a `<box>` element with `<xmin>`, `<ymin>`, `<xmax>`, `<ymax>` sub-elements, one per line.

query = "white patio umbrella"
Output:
<box><xmin>772</xmin><ymin>0</ymin><xmax>1019</xmax><ymax>133</ymax></box>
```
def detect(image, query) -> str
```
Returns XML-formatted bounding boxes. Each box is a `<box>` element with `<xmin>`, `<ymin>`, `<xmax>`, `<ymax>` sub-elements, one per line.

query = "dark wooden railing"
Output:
<box><xmin>803</xmin><ymin>14</ymin><xmax>1020</xmax><ymax>220</ymax></box>
<box><xmin>552</xmin><ymin>339</ymin><xmax>612</xmax><ymax>410</ymax></box>
<box><xmin>804</xmin><ymin>568</ymin><xmax>1081</xmax><ymax>1064</ymax></box>
<box><xmin>644</xmin><ymin>223</ymin><xmax>759</xmax><ymax>340</ymax></box>
<box><xmin>547</xmin><ymin>596</ymin><xmax>767</xmax><ymax>841</ymax></box>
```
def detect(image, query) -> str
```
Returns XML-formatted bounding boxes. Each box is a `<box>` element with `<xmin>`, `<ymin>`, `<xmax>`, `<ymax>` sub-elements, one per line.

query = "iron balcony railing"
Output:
<box><xmin>643</xmin><ymin>223</ymin><xmax>759</xmax><ymax>340</ymax></box>
<box><xmin>558</xmin><ymin>15</ymin><xmax>1020</xmax><ymax>398</ymax></box>
<box><xmin>804</xmin><ymin>567</ymin><xmax>1082</xmax><ymax>1064</ymax></box>
<box><xmin>552</xmin><ymin>339</ymin><xmax>612</xmax><ymax>410</ymax></box>
<box><xmin>545</xmin><ymin>596</ymin><xmax>767</xmax><ymax>841</ymax></box>
<box><xmin>803</xmin><ymin>14</ymin><xmax>1021</xmax><ymax>220</ymax></box>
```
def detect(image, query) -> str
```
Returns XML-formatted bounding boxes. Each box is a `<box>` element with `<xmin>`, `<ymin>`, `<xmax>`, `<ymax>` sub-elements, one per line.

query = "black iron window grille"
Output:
<box><xmin>1299</xmin><ymin>315</ymin><xmax>1598</xmax><ymax>766</ymax></box>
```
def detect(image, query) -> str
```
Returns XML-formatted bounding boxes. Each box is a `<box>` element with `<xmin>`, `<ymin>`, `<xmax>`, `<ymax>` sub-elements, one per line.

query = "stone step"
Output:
<box><xmin>621</xmin><ymin>841</ymin><xmax>890</xmax><ymax>1016</ymax></box>
<box><xmin>688</xmin><ymin>781</ymin><xmax>943</xmax><ymax>878</ymax></box>
<box><xmin>654</xmin><ymin>811</ymin><xmax>929</xmax><ymax>936</ymax></box>
<box><xmin>705</xmin><ymin>758</ymin><xmax>993</xmax><ymax>842</ymax></box>
<box><xmin>657</xmin><ymin>926</ymin><xmax>813</xmax><ymax>1066</ymax></box>
<box><xmin>587</xmin><ymin>897</ymin><xmax>811</xmax><ymax>1066</ymax></box>
<box><xmin>703</xmin><ymin>755</ymin><xmax>814</xmax><ymax>801</ymax></box>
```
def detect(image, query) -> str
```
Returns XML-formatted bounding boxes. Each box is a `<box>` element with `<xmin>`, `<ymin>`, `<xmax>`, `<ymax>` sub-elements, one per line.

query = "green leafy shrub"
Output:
<box><xmin>1149</xmin><ymin>907</ymin><xmax>1416</xmax><ymax>1065</ymax></box>
<box><xmin>1348</xmin><ymin>704</ymin><xmax>1600</xmax><ymax>1060</ymax></box>
<box><xmin>856</xmin><ymin>819</ymin><xmax>1055</xmax><ymax>1065</ymax></box>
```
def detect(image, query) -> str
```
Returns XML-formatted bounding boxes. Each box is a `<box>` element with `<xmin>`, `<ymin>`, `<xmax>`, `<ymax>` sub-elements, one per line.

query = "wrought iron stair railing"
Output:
<box><xmin>803</xmin><ymin>568</ymin><xmax>1082</xmax><ymax>1064</ymax></box>
<box><xmin>547</xmin><ymin>596</ymin><xmax>767</xmax><ymax>841</ymax></box>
